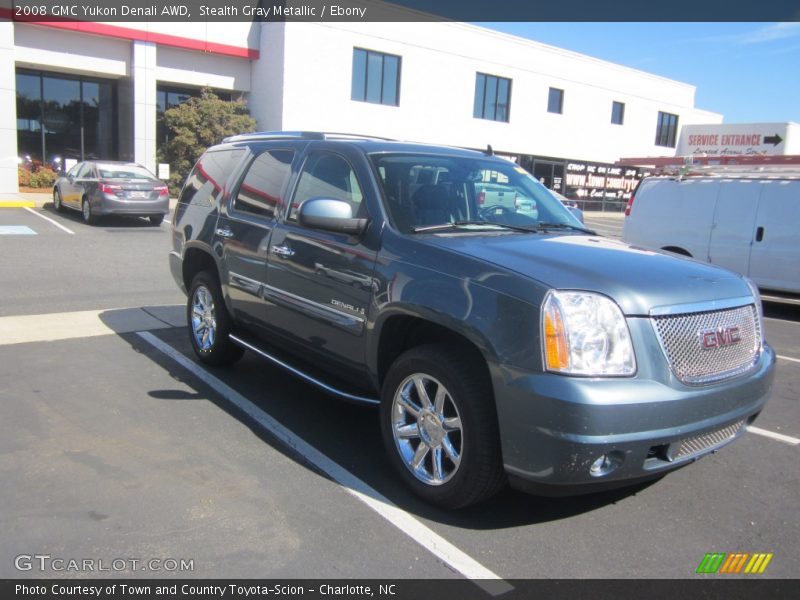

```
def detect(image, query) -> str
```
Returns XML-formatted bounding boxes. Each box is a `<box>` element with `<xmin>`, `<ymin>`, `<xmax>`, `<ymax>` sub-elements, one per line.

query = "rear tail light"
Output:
<box><xmin>100</xmin><ymin>183</ymin><xmax>122</xmax><ymax>194</ymax></box>
<box><xmin>624</xmin><ymin>191</ymin><xmax>635</xmax><ymax>216</ymax></box>
<box><xmin>477</xmin><ymin>191</ymin><xmax>485</xmax><ymax>206</ymax></box>
<box><xmin>155</xmin><ymin>185</ymin><xmax>169</xmax><ymax>197</ymax></box>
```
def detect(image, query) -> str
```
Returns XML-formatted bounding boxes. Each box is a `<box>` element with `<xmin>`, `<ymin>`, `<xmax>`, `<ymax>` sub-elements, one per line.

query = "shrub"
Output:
<box><xmin>29</xmin><ymin>167</ymin><xmax>57</xmax><ymax>189</ymax></box>
<box><xmin>157</xmin><ymin>88</ymin><xmax>257</xmax><ymax>196</ymax></box>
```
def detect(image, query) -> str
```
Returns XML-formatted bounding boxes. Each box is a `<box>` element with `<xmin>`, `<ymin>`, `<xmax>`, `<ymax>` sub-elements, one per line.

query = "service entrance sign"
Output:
<box><xmin>677</xmin><ymin>122</ymin><xmax>798</xmax><ymax>156</ymax></box>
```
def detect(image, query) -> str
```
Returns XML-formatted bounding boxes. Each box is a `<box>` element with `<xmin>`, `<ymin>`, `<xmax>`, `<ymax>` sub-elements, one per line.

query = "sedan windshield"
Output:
<box><xmin>369</xmin><ymin>153</ymin><xmax>584</xmax><ymax>234</ymax></box>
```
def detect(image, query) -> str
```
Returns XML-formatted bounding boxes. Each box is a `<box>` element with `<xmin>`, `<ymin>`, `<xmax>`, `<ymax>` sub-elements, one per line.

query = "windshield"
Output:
<box><xmin>369</xmin><ymin>153</ymin><xmax>583</xmax><ymax>234</ymax></box>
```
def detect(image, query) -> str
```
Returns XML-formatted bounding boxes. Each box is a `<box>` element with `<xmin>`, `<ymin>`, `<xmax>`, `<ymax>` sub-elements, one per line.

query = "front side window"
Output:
<box><xmin>289</xmin><ymin>153</ymin><xmax>364</xmax><ymax>222</ymax></box>
<box><xmin>473</xmin><ymin>73</ymin><xmax>511</xmax><ymax>122</ymax></box>
<box><xmin>548</xmin><ymin>87</ymin><xmax>564</xmax><ymax>114</ymax></box>
<box><xmin>655</xmin><ymin>111</ymin><xmax>679</xmax><ymax>147</ymax></box>
<box><xmin>234</xmin><ymin>150</ymin><xmax>295</xmax><ymax>219</ymax></box>
<box><xmin>351</xmin><ymin>48</ymin><xmax>401</xmax><ymax>106</ymax></box>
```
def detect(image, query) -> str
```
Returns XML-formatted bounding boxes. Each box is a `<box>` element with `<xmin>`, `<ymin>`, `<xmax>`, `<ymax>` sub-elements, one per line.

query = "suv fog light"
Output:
<box><xmin>589</xmin><ymin>451</ymin><xmax>623</xmax><ymax>477</ymax></box>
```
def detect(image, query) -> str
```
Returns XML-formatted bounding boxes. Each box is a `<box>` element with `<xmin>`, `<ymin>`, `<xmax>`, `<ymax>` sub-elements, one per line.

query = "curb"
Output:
<box><xmin>0</xmin><ymin>201</ymin><xmax>36</xmax><ymax>208</ymax></box>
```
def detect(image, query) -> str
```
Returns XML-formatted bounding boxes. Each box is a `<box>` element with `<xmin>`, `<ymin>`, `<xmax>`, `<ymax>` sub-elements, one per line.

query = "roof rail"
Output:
<box><xmin>222</xmin><ymin>131</ymin><xmax>395</xmax><ymax>143</ymax></box>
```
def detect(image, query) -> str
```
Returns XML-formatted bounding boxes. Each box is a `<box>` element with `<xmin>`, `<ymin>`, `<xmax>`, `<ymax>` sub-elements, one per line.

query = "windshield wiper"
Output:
<box><xmin>535</xmin><ymin>222</ymin><xmax>597</xmax><ymax>235</ymax></box>
<box><xmin>413</xmin><ymin>220</ymin><xmax>534</xmax><ymax>233</ymax></box>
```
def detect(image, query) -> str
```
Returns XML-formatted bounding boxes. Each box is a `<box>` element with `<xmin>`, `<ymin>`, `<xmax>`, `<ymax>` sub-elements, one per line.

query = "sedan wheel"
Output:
<box><xmin>82</xmin><ymin>198</ymin><xmax>96</xmax><ymax>225</ymax></box>
<box><xmin>53</xmin><ymin>188</ymin><xmax>64</xmax><ymax>212</ymax></box>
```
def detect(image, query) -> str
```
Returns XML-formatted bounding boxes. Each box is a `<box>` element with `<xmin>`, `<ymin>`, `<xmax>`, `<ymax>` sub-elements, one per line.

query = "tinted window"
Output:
<box><xmin>289</xmin><ymin>154</ymin><xmax>364</xmax><ymax>221</ymax></box>
<box><xmin>234</xmin><ymin>150</ymin><xmax>295</xmax><ymax>218</ymax></box>
<box><xmin>655</xmin><ymin>111</ymin><xmax>679</xmax><ymax>147</ymax></box>
<box><xmin>611</xmin><ymin>101</ymin><xmax>625</xmax><ymax>125</ymax></box>
<box><xmin>351</xmin><ymin>48</ymin><xmax>401</xmax><ymax>106</ymax></box>
<box><xmin>76</xmin><ymin>163</ymin><xmax>94</xmax><ymax>178</ymax></box>
<box><xmin>548</xmin><ymin>87</ymin><xmax>564</xmax><ymax>114</ymax></box>
<box><xmin>179</xmin><ymin>149</ymin><xmax>244</xmax><ymax>205</ymax></box>
<box><xmin>474</xmin><ymin>73</ymin><xmax>512</xmax><ymax>122</ymax></box>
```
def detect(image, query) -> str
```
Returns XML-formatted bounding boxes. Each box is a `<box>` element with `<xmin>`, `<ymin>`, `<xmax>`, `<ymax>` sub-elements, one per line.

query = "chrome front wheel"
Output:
<box><xmin>391</xmin><ymin>373</ymin><xmax>463</xmax><ymax>486</ymax></box>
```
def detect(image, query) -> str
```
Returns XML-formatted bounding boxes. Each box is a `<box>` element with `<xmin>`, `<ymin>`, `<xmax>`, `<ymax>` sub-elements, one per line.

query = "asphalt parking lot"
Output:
<box><xmin>1</xmin><ymin>203</ymin><xmax>797</xmax><ymax>586</ymax></box>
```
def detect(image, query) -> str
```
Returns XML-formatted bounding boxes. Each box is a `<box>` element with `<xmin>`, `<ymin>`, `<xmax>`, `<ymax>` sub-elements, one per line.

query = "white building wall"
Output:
<box><xmin>156</xmin><ymin>46</ymin><xmax>251</xmax><ymax>92</ymax></box>
<box><xmin>0</xmin><ymin>20</ymin><xmax>19</xmax><ymax>194</ymax></box>
<box><xmin>14</xmin><ymin>24</ymin><xmax>130</xmax><ymax>77</ymax></box>
<box><xmin>271</xmin><ymin>22</ymin><xmax>723</xmax><ymax>163</ymax></box>
<box><xmin>247</xmin><ymin>22</ymin><xmax>286</xmax><ymax>132</ymax></box>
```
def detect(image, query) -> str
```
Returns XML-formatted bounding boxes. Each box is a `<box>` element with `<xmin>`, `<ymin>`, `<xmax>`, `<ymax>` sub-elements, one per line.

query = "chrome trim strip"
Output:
<box><xmin>228</xmin><ymin>271</ymin><xmax>264</xmax><ymax>297</ymax></box>
<box><xmin>229</xmin><ymin>334</ymin><xmax>379</xmax><ymax>406</ymax></box>
<box><xmin>649</xmin><ymin>295</ymin><xmax>754</xmax><ymax>317</ymax></box>
<box><xmin>262</xmin><ymin>283</ymin><xmax>365</xmax><ymax>335</ymax></box>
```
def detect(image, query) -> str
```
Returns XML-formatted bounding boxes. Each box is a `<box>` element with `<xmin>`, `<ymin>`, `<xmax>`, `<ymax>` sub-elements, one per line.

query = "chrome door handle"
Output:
<box><xmin>271</xmin><ymin>245</ymin><xmax>295</xmax><ymax>258</ymax></box>
<box><xmin>215</xmin><ymin>228</ymin><xmax>234</xmax><ymax>238</ymax></box>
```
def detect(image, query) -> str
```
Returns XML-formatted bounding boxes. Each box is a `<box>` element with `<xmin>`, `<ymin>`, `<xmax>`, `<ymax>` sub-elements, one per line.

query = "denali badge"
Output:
<box><xmin>700</xmin><ymin>326</ymin><xmax>741</xmax><ymax>350</ymax></box>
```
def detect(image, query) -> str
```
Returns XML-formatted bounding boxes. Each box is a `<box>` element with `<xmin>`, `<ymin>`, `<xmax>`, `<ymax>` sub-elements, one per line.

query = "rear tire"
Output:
<box><xmin>82</xmin><ymin>198</ymin><xmax>96</xmax><ymax>225</ymax></box>
<box><xmin>149</xmin><ymin>215</ymin><xmax>164</xmax><ymax>226</ymax></box>
<box><xmin>187</xmin><ymin>270</ymin><xmax>244</xmax><ymax>366</ymax></box>
<box><xmin>380</xmin><ymin>344</ymin><xmax>506</xmax><ymax>509</ymax></box>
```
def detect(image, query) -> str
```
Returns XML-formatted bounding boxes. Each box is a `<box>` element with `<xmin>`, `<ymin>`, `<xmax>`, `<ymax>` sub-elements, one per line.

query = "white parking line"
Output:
<box><xmin>163</xmin><ymin>218</ymin><xmax>171</xmax><ymax>225</ymax></box>
<box><xmin>137</xmin><ymin>331</ymin><xmax>512</xmax><ymax>595</ymax></box>
<box><xmin>777</xmin><ymin>355</ymin><xmax>800</xmax><ymax>364</ymax></box>
<box><xmin>747</xmin><ymin>426</ymin><xmax>800</xmax><ymax>446</ymax></box>
<box><xmin>23</xmin><ymin>206</ymin><xmax>75</xmax><ymax>235</ymax></box>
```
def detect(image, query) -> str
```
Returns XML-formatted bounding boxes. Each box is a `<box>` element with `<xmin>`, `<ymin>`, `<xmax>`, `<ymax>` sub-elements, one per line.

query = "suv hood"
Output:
<box><xmin>422</xmin><ymin>233</ymin><xmax>751</xmax><ymax>316</ymax></box>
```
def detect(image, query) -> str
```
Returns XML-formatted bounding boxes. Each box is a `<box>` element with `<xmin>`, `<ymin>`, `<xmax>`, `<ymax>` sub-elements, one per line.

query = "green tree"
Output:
<box><xmin>157</xmin><ymin>88</ymin><xmax>256</xmax><ymax>195</ymax></box>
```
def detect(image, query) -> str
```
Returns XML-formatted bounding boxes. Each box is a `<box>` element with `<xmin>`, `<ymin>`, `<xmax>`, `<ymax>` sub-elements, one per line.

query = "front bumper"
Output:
<box><xmin>92</xmin><ymin>193</ymin><xmax>169</xmax><ymax>216</ymax></box>
<box><xmin>495</xmin><ymin>343</ymin><xmax>775</xmax><ymax>495</ymax></box>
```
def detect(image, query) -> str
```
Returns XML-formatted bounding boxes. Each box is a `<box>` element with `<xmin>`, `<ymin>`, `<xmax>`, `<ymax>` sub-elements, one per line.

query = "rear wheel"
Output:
<box><xmin>82</xmin><ymin>198</ymin><xmax>96</xmax><ymax>225</ymax></box>
<box><xmin>380</xmin><ymin>344</ymin><xmax>506</xmax><ymax>508</ymax></box>
<box><xmin>187</xmin><ymin>270</ymin><xmax>244</xmax><ymax>366</ymax></box>
<box><xmin>149</xmin><ymin>214</ymin><xmax>164</xmax><ymax>226</ymax></box>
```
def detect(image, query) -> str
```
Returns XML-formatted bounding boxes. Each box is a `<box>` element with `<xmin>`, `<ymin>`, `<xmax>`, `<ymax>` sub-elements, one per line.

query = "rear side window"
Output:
<box><xmin>179</xmin><ymin>149</ymin><xmax>244</xmax><ymax>205</ymax></box>
<box><xmin>234</xmin><ymin>150</ymin><xmax>295</xmax><ymax>219</ymax></box>
<box><xmin>288</xmin><ymin>153</ymin><xmax>364</xmax><ymax>221</ymax></box>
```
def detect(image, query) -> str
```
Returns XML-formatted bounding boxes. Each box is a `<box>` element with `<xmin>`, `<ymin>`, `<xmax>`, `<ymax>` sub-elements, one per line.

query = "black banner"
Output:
<box><xmin>3</xmin><ymin>579</ymin><xmax>799</xmax><ymax>600</ymax></box>
<box><xmin>2</xmin><ymin>0</ymin><xmax>800</xmax><ymax>22</ymax></box>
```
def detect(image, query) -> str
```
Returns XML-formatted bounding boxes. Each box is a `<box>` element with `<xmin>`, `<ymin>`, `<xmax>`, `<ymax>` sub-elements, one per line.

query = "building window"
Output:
<box><xmin>473</xmin><ymin>73</ymin><xmax>511</xmax><ymax>122</ymax></box>
<box><xmin>611</xmin><ymin>101</ymin><xmax>625</xmax><ymax>125</ymax></box>
<box><xmin>547</xmin><ymin>87</ymin><xmax>564</xmax><ymax>114</ymax></box>
<box><xmin>351</xmin><ymin>48</ymin><xmax>401</xmax><ymax>106</ymax></box>
<box><xmin>157</xmin><ymin>86</ymin><xmax>233</xmax><ymax>145</ymax></box>
<box><xmin>655</xmin><ymin>111</ymin><xmax>679</xmax><ymax>147</ymax></box>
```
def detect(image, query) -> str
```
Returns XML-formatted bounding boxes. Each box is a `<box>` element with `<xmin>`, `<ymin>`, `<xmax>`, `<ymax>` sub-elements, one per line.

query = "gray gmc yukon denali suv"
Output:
<box><xmin>169</xmin><ymin>132</ymin><xmax>775</xmax><ymax>508</ymax></box>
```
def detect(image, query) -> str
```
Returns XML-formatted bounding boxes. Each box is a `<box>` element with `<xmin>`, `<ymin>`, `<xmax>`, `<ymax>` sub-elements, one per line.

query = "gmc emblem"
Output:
<box><xmin>700</xmin><ymin>326</ymin><xmax>741</xmax><ymax>350</ymax></box>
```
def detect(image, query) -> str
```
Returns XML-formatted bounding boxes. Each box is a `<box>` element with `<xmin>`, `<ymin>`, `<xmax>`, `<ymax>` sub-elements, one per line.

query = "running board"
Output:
<box><xmin>229</xmin><ymin>333</ymin><xmax>380</xmax><ymax>406</ymax></box>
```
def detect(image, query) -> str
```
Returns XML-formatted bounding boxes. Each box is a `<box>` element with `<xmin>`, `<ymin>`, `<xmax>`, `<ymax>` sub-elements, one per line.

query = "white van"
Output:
<box><xmin>622</xmin><ymin>173</ymin><xmax>800</xmax><ymax>294</ymax></box>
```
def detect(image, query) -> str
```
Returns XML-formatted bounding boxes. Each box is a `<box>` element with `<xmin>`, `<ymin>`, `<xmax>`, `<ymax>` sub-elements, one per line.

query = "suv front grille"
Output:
<box><xmin>652</xmin><ymin>304</ymin><xmax>760</xmax><ymax>384</ymax></box>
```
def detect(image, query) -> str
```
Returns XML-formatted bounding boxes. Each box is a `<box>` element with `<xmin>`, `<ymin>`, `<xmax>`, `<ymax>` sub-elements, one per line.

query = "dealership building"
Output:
<box><xmin>0</xmin><ymin>16</ymin><xmax>723</xmax><ymax>204</ymax></box>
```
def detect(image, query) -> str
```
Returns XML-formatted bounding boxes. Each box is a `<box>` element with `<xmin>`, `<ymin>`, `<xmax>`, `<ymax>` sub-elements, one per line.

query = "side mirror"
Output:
<box><xmin>298</xmin><ymin>198</ymin><xmax>368</xmax><ymax>236</ymax></box>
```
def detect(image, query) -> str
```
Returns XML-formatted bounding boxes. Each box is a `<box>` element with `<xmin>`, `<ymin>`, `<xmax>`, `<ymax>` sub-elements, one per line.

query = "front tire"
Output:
<box><xmin>187</xmin><ymin>270</ymin><xmax>244</xmax><ymax>366</ymax></box>
<box><xmin>380</xmin><ymin>344</ymin><xmax>505</xmax><ymax>509</ymax></box>
<box><xmin>53</xmin><ymin>188</ymin><xmax>64</xmax><ymax>212</ymax></box>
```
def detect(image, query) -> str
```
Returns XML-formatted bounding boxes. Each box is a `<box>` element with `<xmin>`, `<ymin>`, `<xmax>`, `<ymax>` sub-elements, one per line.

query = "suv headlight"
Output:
<box><xmin>542</xmin><ymin>291</ymin><xmax>636</xmax><ymax>376</ymax></box>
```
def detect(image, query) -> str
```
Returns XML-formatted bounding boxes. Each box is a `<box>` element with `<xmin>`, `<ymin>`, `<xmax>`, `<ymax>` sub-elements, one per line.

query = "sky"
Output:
<box><xmin>478</xmin><ymin>22</ymin><xmax>800</xmax><ymax>124</ymax></box>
